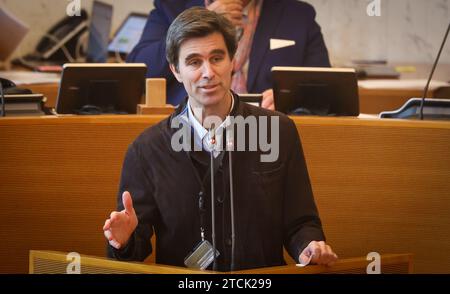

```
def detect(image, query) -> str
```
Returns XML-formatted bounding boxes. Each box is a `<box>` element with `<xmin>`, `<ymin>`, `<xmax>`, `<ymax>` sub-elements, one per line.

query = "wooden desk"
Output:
<box><xmin>358</xmin><ymin>63</ymin><xmax>450</xmax><ymax>114</ymax></box>
<box><xmin>23</xmin><ymin>81</ymin><xmax>449</xmax><ymax>114</ymax></box>
<box><xmin>5</xmin><ymin>66</ymin><xmax>61</xmax><ymax>109</ymax></box>
<box><xmin>358</xmin><ymin>86</ymin><xmax>450</xmax><ymax>114</ymax></box>
<box><xmin>30</xmin><ymin>250</ymin><xmax>412</xmax><ymax>274</ymax></box>
<box><xmin>0</xmin><ymin>116</ymin><xmax>449</xmax><ymax>273</ymax></box>
<box><xmin>25</xmin><ymin>83</ymin><xmax>59</xmax><ymax>108</ymax></box>
<box><xmin>5</xmin><ymin>63</ymin><xmax>450</xmax><ymax>113</ymax></box>
<box><xmin>234</xmin><ymin>253</ymin><xmax>413</xmax><ymax>274</ymax></box>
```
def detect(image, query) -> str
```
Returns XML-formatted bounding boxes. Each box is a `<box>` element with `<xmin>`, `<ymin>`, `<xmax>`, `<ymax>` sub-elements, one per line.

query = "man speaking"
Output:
<box><xmin>103</xmin><ymin>7</ymin><xmax>337</xmax><ymax>271</ymax></box>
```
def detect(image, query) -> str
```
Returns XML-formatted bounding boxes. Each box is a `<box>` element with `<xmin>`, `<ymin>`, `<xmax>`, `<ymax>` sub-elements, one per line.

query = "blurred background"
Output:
<box><xmin>1</xmin><ymin>0</ymin><xmax>449</xmax><ymax>65</ymax></box>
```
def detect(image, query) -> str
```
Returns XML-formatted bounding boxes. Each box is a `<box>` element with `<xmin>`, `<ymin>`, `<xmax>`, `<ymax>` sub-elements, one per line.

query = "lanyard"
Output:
<box><xmin>186</xmin><ymin>150</ymin><xmax>225</xmax><ymax>241</ymax></box>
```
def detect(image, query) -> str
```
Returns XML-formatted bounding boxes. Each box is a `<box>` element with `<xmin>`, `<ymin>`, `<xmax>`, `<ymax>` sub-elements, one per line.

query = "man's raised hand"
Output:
<box><xmin>206</xmin><ymin>0</ymin><xmax>244</xmax><ymax>27</ymax></box>
<box><xmin>103</xmin><ymin>191</ymin><xmax>138</xmax><ymax>249</ymax></box>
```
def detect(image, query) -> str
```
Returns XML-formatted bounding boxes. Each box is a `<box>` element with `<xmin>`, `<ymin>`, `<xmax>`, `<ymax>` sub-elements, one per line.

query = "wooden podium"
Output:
<box><xmin>2</xmin><ymin>116</ymin><xmax>447</xmax><ymax>273</ymax></box>
<box><xmin>29</xmin><ymin>251</ymin><xmax>412</xmax><ymax>274</ymax></box>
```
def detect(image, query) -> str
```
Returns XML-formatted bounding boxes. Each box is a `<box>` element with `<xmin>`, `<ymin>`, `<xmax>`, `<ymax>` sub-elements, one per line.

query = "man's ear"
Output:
<box><xmin>169</xmin><ymin>64</ymin><xmax>182</xmax><ymax>82</ymax></box>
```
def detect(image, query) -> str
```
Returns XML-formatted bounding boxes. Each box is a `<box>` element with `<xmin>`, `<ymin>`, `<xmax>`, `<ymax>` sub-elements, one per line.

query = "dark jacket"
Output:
<box><xmin>127</xmin><ymin>0</ymin><xmax>331</xmax><ymax>105</ymax></box>
<box><xmin>108</xmin><ymin>95</ymin><xmax>325</xmax><ymax>271</ymax></box>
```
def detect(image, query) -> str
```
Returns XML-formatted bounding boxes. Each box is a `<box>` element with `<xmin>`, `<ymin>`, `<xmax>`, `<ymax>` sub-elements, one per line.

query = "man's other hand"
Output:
<box><xmin>299</xmin><ymin>240</ymin><xmax>338</xmax><ymax>266</ymax></box>
<box><xmin>261</xmin><ymin>89</ymin><xmax>274</xmax><ymax>110</ymax></box>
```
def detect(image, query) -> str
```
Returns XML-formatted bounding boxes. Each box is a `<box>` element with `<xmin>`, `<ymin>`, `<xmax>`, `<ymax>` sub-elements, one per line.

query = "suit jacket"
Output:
<box><xmin>127</xmin><ymin>0</ymin><xmax>331</xmax><ymax>105</ymax></box>
<box><xmin>108</xmin><ymin>94</ymin><xmax>325</xmax><ymax>271</ymax></box>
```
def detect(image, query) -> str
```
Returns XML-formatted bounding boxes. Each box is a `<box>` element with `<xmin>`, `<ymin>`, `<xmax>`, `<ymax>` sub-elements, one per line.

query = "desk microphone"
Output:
<box><xmin>419</xmin><ymin>22</ymin><xmax>450</xmax><ymax>120</ymax></box>
<box><xmin>227</xmin><ymin>138</ymin><xmax>236</xmax><ymax>271</ymax></box>
<box><xmin>209</xmin><ymin>125</ymin><xmax>218</xmax><ymax>271</ymax></box>
<box><xmin>208</xmin><ymin>123</ymin><xmax>236</xmax><ymax>271</ymax></box>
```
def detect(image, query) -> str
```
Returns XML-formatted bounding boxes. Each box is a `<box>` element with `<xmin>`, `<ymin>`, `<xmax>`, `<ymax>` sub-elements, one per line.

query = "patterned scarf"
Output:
<box><xmin>204</xmin><ymin>0</ymin><xmax>263</xmax><ymax>93</ymax></box>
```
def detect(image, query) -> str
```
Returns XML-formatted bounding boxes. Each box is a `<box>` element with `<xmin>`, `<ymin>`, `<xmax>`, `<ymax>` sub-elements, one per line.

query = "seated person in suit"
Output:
<box><xmin>127</xmin><ymin>0</ymin><xmax>331</xmax><ymax>110</ymax></box>
<box><xmin>104</xmin><ymin>7</ymin><xmax>337</xmax><ymax>271</ymax></box>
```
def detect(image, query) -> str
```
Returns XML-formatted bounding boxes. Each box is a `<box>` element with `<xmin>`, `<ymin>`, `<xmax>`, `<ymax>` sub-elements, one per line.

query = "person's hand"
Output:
<box><xmin>206</xmin><ymin>0</ymin><xmax>244</xmax><ymax>27</ymax></box>
<box><xmin>261</xmin><ymin>89</ymin><xmax>274</xmax><ymax>110</ymax></box>
<box><xmin>299</xmin><ymin>241</ymin><xmax>338</xmax><ymax>266</ymax></box>
<box><xmin>103</xmin><ymin>191</ymin><xmax>138</xmax><ymax>249</ymax></box>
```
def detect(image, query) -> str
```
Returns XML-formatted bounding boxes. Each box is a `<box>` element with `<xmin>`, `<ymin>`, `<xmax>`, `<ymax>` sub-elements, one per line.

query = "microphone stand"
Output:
<box><xmin>0</xmin><ymin>82</ymin><xmax>5</xmax><ymax>117</ymax></box>
<box><xmin>227</xmin><ymin>138</ymin><xmax>236</xmax><ymax>271</ymax></box>
<box><xmin>209</xmin><ymin>127</ymin><xmax>218</xmax><ymax>271</ymax></box>
<box><xmin>419</xmin><ymin>22</ymin><xmax>450</xmax><ymax>120</ymax></box>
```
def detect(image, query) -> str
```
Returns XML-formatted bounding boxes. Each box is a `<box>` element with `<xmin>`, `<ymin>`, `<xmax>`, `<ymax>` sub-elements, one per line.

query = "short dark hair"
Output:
<box><xmin>166</xmin><ymin>7</ymin><xmax>237</xmax><ymax>71</ymax></box>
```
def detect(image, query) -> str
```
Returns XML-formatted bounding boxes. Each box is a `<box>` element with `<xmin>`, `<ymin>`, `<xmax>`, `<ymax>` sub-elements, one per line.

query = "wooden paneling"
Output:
<box><xmin>26</xmin><ymin>83</ymin><xmax>59</xmax><ymax>109</ymax></box>
<box><xmin>30</xmin><ymin>250</ymin><xmax>208</xmax><ymax>274</ymax></box>
<box><xmin>0</xmin><ymin>116</ymin><xmax>163</xmax><ymax>273</ymax></box>
<box><xmin>235</xmin><ymin>253</ymin><xmax>412</xmax><ymax>274</ymax></box>
<box><xmin>1</xmin><ymin>116</ymin><xmax>449</xmax><ymax>273</ymax></box>
<box><xmin>30</xmin><ymin>250</ymin><xmax>412</xmax><ymax>274</ymax></box>
<box><xmin>292</xmin><ymin>117</ymin><xmax>450</xmax><ymax>273</ymax></box>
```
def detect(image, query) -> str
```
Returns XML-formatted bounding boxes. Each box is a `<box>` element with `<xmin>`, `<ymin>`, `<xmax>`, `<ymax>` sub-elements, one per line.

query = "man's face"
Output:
<box><xmin>170</xmin><ymin>32</ymin><xmax>233</xmax><ymax>108</ymax></box>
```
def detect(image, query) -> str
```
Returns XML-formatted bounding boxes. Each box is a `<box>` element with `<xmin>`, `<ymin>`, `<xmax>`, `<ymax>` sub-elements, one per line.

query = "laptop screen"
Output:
<box><xmin>108</xmin><ymin>13</ymin><xmax>148</xmax><ymax>55</ymax></box>
<box><xmin>86</xmin><ymin>1</ymin><xmax>113</xmax><ymax>63</ymax></box>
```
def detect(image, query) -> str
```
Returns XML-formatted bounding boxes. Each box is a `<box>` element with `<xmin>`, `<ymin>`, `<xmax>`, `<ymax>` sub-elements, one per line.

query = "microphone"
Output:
<box><xmin>208</xmin><ymin>125</ymin><xmax>218</xmax><ymax>271</ymax></box>
<box><xmin>227</xmin><ymin>137</ymin><xmax>236</xmax><ymax>271</ymax></box>
<box><xmin>419</xmin><ymin>22</ymin><xmax>450</xmax><ymax>120</ymax></box>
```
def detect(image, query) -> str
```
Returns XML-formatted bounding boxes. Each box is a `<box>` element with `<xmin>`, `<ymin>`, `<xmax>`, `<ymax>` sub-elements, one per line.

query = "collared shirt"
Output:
<box><xmin>177</xmin><ymin>93</ymin><xmax>235</xmax><ymax>157</ymax></box>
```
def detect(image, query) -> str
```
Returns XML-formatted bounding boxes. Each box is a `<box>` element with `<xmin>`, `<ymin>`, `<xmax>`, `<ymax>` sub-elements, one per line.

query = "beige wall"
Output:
<box><xmin>308</xmin><ymin>0</ymin><xmax>450</xmax><ymax>64</ymax></box>
<box><xmin>0</xmin><ymin>0</ymin><xmax>154</xmax><ymax>59</ymax></box>
<box><xmin>1</xmin><ymin>0</ymin><xmax>449</xmax><ymax>64</ymax></box>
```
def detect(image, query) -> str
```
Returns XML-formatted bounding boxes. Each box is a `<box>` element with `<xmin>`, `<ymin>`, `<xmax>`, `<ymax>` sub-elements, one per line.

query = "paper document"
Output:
<box><xmin>0</xmin><ymin>70</ymin><xmax>60</xmax><ymax>85</ymax></box>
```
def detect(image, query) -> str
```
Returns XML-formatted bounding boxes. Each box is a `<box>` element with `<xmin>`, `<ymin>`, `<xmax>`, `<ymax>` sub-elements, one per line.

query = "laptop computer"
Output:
<box><xmin>86</xmin><ymin>0</ymin><xmax>113</xmax><ymax>62</ymax></box>
<box><xmin>13</xmin><ymin>0</ymin><xmax>112</xmax><ymax>71</ymax></box>
<box><xmin>0</xmin><ymin>7</ymin><xmax>29</xmax><ymax>63</ymax></box>
<box><xmin>108</xmin><ymin>13</ymin><xmax>148</xmax><ymax>55</ymax></box>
